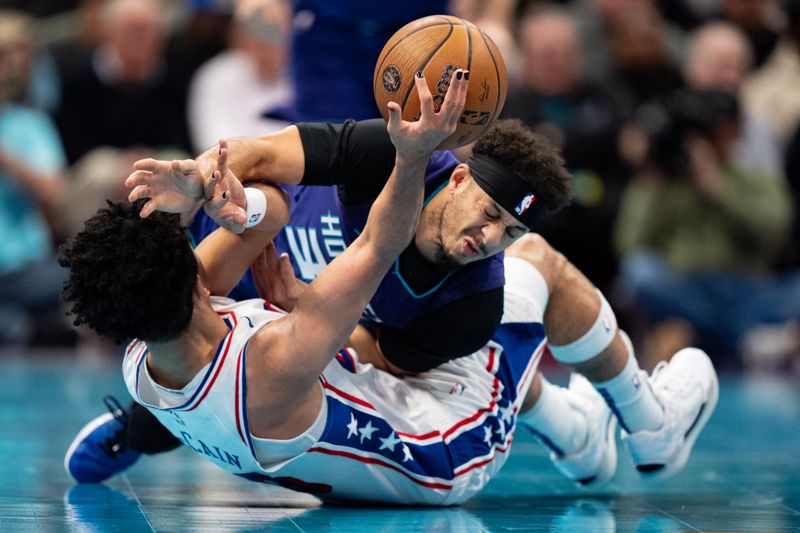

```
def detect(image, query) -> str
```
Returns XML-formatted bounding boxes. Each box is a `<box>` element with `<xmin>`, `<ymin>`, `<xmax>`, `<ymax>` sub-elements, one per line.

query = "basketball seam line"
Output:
<box><xmin>400</xmin><ymin>22</ymin><xmax>455</xmax><ymax>111</ymax></box>
<box><xmin>374</xmin><ymin>21</ymin><xmax>456</xmax><ymax>97</ymax></box>
<box><xmin>478</xmin><ymin>29</ymin><xmax>504</xmax><ymax>129</ymax></box>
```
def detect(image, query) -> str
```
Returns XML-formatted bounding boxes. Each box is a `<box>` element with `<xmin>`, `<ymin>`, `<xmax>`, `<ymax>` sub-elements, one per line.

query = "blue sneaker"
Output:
<box><xmin>64</xmin><ymin>396</ymin><xmax>141</xmax><ymax>483</ymax></box>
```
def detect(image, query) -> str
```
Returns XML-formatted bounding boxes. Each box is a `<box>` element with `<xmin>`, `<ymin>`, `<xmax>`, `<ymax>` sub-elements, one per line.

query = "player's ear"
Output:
<box><xmin>193</xmin><ymin>275</ymin><xmax>210</xmax><ymax>301</ymax></box>
<box><xmin>449</xmin><ymin>163</ymin><xmax>471</xmax><ymax>191</ymax></box>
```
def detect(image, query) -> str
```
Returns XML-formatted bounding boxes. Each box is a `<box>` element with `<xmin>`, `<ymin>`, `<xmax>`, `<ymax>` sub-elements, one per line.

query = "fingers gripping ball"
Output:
<box><xmin>374</xmin><ymin>15</ymin><xmax>508</xmax><ymax>149</ymax></box>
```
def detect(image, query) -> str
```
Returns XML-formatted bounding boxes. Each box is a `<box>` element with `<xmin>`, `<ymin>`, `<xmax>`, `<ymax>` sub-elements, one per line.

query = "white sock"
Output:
<box><xmin>519</xmin><ymin>377</ymin><xmax>587</xmax><ymax>456</ymax></box>
<box><xmin>593</xmin><ymin>341</ymin><xmax>664</xmax><ymax>433</ymax></box>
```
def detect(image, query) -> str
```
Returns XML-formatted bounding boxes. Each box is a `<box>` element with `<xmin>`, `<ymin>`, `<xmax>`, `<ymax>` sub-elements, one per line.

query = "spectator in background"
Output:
<box><xmin>0</xmin><ymin>6</ymin><xmax>60</xmax><ymax>113</ymax></box>
<box><xmin>654</xmin><ymin>0</ymin><xmax>714</xmax><ymax>31</ymax></box>
<box><xmin>451</xmin><ymin>0</ymin><xmax>520</xmax><ymax>81</ymax></box>
<box><xmin>718</xmin><ymin>0</ymin><xmax>782</xmax><ymax>69</ymax></box>
<box><xmin>569</xmin><ymin>0</ymin><xmax>686</xmax><ymax>87</ymax></box>
<box><xmin>0</xmin><ymin>11</ymin><xmax>71</xmax><ymax>346</ymax></box>
<box><xmin>683</xmin><ymin>22</ymin><xmax>784</xmax><ymax>176</ymax></box>
<box><xmin>614</xmin><ymin>89</ymin><xmax>799</xmax><ymax>368</ymax></box>
<box><xmin>743</xmin><ymin>0</ymin><xmax>800</xmax><ymax>142</ymax></box>
<box><xmin>188</xmin><ymin>0</ymin><xmax>292</xmax><ymax>152</ymax></box>
<box><xmin>52</xmin><ymin>0</ymin><xmax>192</xmax><ymax>164</ymax></box>
<box><xmin>501</xmin><ymin>5</ymin><xmax>626</xmax><ymax>291</ymax></box>
<box><xmin>605</xmin><ymin>3</ymin><xmax>683</xmax><ymax>113</ymax></box>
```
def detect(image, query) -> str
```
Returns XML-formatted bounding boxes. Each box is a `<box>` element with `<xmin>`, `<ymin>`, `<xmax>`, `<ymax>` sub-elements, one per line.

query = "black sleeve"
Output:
<box><xmin>297</xmin><ymin>119</ymin><xmax>397</xmax><ymax>205</ymax></box>
<box><xmin>378</xmin><ymin>288</ymin><xmax>504</xmax><ymax>373</ymax></box>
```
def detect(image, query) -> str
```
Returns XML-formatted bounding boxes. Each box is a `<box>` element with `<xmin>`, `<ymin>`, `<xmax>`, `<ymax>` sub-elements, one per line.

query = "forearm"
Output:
<box><xmin>196</xmin><ymin>184</ymin><xmax>290</xmax><ymax>296</ymax></box>
<box><xmin>284</xmin><ymin>151</ymin><xmax>430</xmax><ymax>375</ymax></box>
<box><xmin>197</xmin><ymin>126</ymin><xmax>304</xmax><ymax>185</ymax></box>
<box><xmin>360</xmin><ymin>153</ymin><xmax>428</xmax><ymax>257</ymax></box>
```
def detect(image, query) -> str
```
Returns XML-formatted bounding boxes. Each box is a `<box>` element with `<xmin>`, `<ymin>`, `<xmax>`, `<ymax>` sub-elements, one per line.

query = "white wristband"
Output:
<box><xmin>244</xmin><ymin>187</ymin><xmax>267</xmax><ymax>228</ymax></box>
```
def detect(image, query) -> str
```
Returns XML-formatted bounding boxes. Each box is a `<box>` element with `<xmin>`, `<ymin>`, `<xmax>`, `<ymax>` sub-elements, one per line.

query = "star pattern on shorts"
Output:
<box><xmin>346</xmin><ymin>413</ymin><xmax>359</xmax><ymax>439</ymax></box>
<box><xmin>495</xmin><ymin>420</ymin><xmax>507</xmax><ymax>441</ymax></box>
<box><xmin>379</xmin><ymin>432</ymin><xmax>402</xmax><ymax>452</ymax></box>
<box><xmin>499</xmin><ymin>403</ymin><xmax>515</xmax><ymax>426</ymax></box>
<box><xmin>401</xmin><ymin>444</ymin><xmax>413</xmax><ymax>463</ymax></box>
<box><xmin>359</xmin><ymin>420</ymin><xmax>378</xmax><ymax>443</ymax></box>
<box><xmin>483</xmin><ymin>425</ymin><xmax>493</xmax><ymax>446</ymax></box>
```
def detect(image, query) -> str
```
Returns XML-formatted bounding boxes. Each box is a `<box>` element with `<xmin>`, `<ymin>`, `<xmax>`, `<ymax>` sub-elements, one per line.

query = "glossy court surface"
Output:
<box><xmin>1</xmin><ymin>352</ymin><xmax>799</xmax><ymax>532</ymax></box>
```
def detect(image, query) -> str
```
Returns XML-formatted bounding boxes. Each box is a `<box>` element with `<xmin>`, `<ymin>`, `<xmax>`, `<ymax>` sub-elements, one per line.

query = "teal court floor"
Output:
<box><xmin>1</xmin><ymin>351</ymin><xmax>799</xmax><ymax>532</ymax></box>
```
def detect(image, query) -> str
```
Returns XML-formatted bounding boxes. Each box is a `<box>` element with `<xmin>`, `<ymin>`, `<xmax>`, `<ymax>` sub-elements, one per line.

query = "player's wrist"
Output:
<box><xmin>394</xmin><ymin>151</ymin><xmax>431</xmax><ymax>171</ymax></box>
<box><xmin>244</xmin><ymin>187</ymin><xmax>268</xmax><ymax>228</ymax></box>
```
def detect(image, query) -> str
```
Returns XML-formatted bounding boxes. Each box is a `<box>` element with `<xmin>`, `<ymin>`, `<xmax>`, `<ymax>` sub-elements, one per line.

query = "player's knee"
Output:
<box><xmin>506</xmin><ymin>234</ymin><xmax>567</xmax><ymax>289</ymax></box>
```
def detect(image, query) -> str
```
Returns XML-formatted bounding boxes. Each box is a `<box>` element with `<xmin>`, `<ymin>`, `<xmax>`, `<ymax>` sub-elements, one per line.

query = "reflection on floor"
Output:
<box><xmin>1</xmin><ymin>352</ymin><xmax>799</xmax><ymax>532</ymax></box>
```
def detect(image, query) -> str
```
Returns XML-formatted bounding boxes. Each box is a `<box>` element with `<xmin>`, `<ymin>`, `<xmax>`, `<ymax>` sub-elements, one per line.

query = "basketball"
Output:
<box><xmin>373</xmin><ymin>15</ymin><xmax>508</xmax><ymax>149</ymax></box>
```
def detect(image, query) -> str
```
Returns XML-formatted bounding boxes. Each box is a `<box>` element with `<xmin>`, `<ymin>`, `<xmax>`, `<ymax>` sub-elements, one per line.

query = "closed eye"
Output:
<box><xmin>506</xmin><ymin>226</ymin><xmax>525</xmax><ymax>239</ymax></box>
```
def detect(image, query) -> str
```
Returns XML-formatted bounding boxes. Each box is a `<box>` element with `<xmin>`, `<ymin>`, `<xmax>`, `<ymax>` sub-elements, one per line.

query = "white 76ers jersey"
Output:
<box><xmin>123</xmin><ymin>258</ymin><xmax>548</xmax><ymax>505</ymax></box>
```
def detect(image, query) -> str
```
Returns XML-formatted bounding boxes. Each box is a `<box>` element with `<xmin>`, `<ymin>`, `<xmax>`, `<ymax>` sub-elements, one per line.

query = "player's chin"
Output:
<box><xmin>457</xmin><ymin>254</ymin><xmax>481</xmax><ymax>266</ymax></box>
<box><xmin>433</xmin><ymin>247</ymin><xmax>463</xmax><ymax>270</ymax></box>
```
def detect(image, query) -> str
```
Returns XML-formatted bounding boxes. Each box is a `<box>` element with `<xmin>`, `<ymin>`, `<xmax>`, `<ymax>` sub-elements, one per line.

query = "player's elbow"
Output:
<box><xmin>269</xmin><ymin>186</ymin><xmax>291</xmax><ymax>228</ymax></box>
<box><xmin>255</xmin><ymin>184</ymin><xmax>291</xmax><ymax>234</ymax></box>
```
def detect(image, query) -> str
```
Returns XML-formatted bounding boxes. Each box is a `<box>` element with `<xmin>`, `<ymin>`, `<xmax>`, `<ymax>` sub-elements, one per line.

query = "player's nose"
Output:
<box><xmin>482</xmin><ymin>222</ymin><xmax>505</xmax><ymax>248</ymax></box>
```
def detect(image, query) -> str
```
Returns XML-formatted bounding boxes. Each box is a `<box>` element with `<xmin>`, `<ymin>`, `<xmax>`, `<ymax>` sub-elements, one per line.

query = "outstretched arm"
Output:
<box><xmin>126</xmin><ymin>139</ymin><xmax>291</xmax><ymax>296</ymax></box>
<box><xmin>127</xmin><ymin>120</ymin><xmax>397</xmax><ymax>231</ymax></box>
<box><xmin>246</xmin><ymin>71</ymin><xmax>469</xmax><ymax>438</ymax></box>
<box><xmin>125</xmin><ymin>126</ymin><xmax>304</xmax><ymax>224</ymax></box>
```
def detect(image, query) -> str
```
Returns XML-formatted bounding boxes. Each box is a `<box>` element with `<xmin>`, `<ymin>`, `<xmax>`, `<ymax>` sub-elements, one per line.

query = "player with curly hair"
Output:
<box><xmin>66</xmin><ymin>101</ymin><xmax>717</xmax><ymax>497</ymax></box>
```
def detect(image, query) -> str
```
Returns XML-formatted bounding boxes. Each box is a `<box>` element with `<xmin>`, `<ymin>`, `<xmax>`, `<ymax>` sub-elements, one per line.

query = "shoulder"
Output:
<box><xmin>210</xmin><ymin>295</ymin><xmax>238</xmax><ymax>310</ymax></box>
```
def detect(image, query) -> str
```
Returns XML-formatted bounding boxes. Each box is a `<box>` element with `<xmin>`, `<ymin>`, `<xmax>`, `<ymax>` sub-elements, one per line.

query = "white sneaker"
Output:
<box><xmin>550</xmin><ymin>374</ymin><xmax>618</xmax><ymax>488</ymax></box>
<box><xmin>623</xmin><ymin>348</ymin><xmax>718</xmax><ymax>481</ymax></box>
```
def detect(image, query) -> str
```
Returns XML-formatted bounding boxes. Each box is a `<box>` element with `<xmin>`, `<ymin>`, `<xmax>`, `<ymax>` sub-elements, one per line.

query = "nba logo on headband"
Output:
<box><xmin>468</xmin><ymin>154</ymin><xmax>548</xmax><ymax>228</ymax></box>
<box><xmin>515</xmin><ymin>193</ymin><xmax>536</xmax><ymax>216</ymax></box>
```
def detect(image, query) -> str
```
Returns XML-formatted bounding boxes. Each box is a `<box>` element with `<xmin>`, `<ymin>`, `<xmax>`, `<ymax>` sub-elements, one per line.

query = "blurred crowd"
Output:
<box><xmin>1</xmin><ymin>0</ymin><xmax>798</xmax><ymax>373</ymax></box>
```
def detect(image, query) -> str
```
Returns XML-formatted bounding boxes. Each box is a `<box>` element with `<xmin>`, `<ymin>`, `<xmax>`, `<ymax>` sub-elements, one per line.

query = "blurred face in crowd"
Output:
<box><xmin>593</xmin><ymin>0</ymin><xmax>654</xmax><ymax>25</ymax></box>
<box><xmin>721</xmin><ymin>0</ymin><xmax>775</xmax><ymax>30</ymax></box>
<box><xmin>233</xmin><ymin>0</ymin><xmax>291</xmax><ymax>82</ymax></box>
<box><xmin>609</xmin><ymin>5</ymin><xmax>668</xmax><ymax>72</ymax></box>
<box><xmin>104</xmin><ymin>0</ymin><xmax>166</xmax><ymax>83</ymax></box>
<box><xmin>518</xmin><ymin>11</ymin><xmax>581</xmax><ymax>95</ymax></box>
<box><xmin>0</xmin><ymin>11</ymin><xmax>33</xmax><ymax>104</ymax></box>
<box><xmin>684</xmin><ymin>24</ymin><xmax>751</xmax><ymax>91</ymax></box>
<box><xmin>421</xmin><ymin>168</ymin><xmax>528</xmax><ymax>269</ymax></box>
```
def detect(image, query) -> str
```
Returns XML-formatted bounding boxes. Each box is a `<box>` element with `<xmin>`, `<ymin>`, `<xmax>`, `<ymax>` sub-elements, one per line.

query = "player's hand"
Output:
<box><xmin>386</xmin><ymin>68</ymin><xmax>469</xmax><ymax>160</ymax></box>
<box><xmin>126</xmin><ymin>156</ymin><xmax>206</xmax><ymax>218</ymax></box>
<box><xmin>252</xmin><ymin>243</ymin><xmax>307</xmax><ymax>311</ymax></box>
<box><xmin>203</xmin><ymin>139</ymin><xmax>248</xmax><ymax>233</ymax></box>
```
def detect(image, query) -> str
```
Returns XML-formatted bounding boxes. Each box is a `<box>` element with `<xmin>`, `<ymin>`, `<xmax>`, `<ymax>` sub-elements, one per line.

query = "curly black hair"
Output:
<box><xmin>472</xmin><ymin>118</ymin><xmax>573</xmax><ymax>211</ymax></box>
<box><xmin>60</xmin><ymin>200</ymin><xmax>198</xmax><ymax>344</ymax></box>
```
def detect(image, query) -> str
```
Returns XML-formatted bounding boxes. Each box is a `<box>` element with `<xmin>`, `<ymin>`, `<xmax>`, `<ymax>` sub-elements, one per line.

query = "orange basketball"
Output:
<box><xmin>374</xmin><ymin>15</ymin><xmax>508</xmax><ymax>149</ymax></box>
